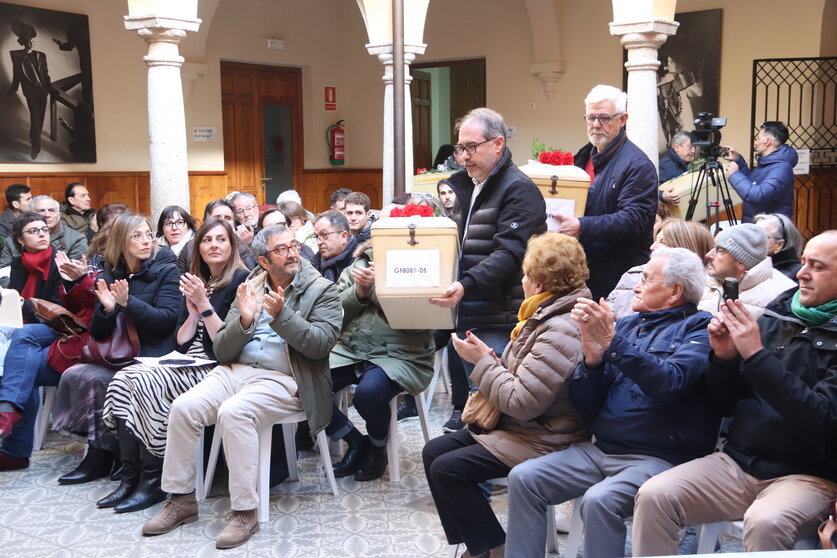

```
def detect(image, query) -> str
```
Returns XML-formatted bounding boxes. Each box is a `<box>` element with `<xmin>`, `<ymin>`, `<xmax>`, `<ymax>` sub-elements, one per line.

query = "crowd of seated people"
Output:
<box><xmin>0</xmin><ymin>177</ymin><xmax>834</xmax><ymax>557</ymax></box>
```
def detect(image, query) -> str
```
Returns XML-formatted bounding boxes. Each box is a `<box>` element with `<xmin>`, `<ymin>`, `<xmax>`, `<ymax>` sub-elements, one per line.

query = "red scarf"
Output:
<box><xmin>21</xmin><ymin>246</ymin><xmax>53</xmax><ymax>300</ymax></box>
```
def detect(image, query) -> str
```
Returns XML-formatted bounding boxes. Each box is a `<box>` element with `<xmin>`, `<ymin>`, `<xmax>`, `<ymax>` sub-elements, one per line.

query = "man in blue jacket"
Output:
<box><xmin>504</xmin><ymin>247</ymin><xmax>720</xmax><ymax>558</ymax></box>
<box><xmin>551</xmin><ymin>85</ymin><xmax>659</xmax><ymax>299</ymax></box>
<box><xmin>723</xmin><ymin>121</ymin><xmax>797</xmax><ymax>223</ymax></box>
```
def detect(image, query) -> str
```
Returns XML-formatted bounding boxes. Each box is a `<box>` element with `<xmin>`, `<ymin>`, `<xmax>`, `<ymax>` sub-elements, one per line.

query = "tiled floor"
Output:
<box><xmin>0</xmin><ymin>387</ymin><xmax>744</xmax><ymax>557</ymax></box>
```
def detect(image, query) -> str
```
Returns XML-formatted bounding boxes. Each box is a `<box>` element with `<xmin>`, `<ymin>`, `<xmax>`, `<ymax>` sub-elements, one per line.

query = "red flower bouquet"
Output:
<box><xmin>538</xmin><ymin>150</ymin><xmax>574</xmax><ymax>166</ymax></box>
<box><xmin>390</xmin><ymin>203</ymin><xmax>435</xmax><ymax>218</ymax></box>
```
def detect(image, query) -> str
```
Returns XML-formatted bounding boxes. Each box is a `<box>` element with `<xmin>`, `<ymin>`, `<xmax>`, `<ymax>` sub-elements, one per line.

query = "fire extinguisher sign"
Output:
<box><xmin>324</xmin><ymin>87</ymin><xmax>337</xmax><ymax>111</ymax></box>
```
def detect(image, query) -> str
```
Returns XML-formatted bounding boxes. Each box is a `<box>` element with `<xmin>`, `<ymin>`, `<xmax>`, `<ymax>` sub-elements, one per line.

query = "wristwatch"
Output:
<box><xmin>200</xmin><ymin>308</ymin><xmax>214</xmax><ymax>318</ymax></box>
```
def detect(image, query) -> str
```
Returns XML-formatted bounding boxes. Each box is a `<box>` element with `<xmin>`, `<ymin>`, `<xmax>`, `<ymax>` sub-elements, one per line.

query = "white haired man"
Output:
<box><xmin>551</xmin><ymin>84</ymin><xmax>659</xmax><ymax>300</ymax></box>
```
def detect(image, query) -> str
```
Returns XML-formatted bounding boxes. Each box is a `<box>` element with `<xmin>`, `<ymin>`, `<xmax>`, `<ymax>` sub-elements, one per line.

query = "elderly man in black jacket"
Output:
<box><xmin>632</xmin><ymin>230</ymin><xmax>837</xmax><ymax>554</ymax></box>
<box><xmin>430</xmin><ymin>107</ymin><xmax>546</xmax><ymax>389</ymax></box>
<box><xmin>551</xmin><ymin>85</ymin><xmax>659</xmax><ymax>300</ymax></box>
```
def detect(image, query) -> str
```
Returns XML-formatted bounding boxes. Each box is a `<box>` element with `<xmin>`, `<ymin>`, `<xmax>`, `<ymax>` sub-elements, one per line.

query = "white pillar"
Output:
<box><xmin>367</xmin><ymin>43</ymin><xmax>425</xmax><ymax>204</ymax></box>
<box><xmin>124</xmin><ymin>15</ymin><xmax>200</xmax><ymax>221</ymax></box>
<box><xmin>609</xmin><ymin>20</ymin><xmax>678</xmax><ymax>170</ymax></box>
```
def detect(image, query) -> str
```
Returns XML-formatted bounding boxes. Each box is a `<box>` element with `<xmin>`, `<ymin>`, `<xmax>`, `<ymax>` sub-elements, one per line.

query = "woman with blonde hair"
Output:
<box><xmin>606</xmin><ymin>219</ymin><xmax>714</xmax><ymax>318</ymax></box>
<box><xmin>423</xmin><ymin>233</ymin><xmax>592</xmax><ymax>558</ymax></box>
<box><xmin>99</xmin><ymin>219</ymin><xmax>248</xmax><ymax>512</ymax></box>
<box><xmin>52</xmin><ymin>213</ymin><xmax>181</xmax><ymax>485</ymax></box>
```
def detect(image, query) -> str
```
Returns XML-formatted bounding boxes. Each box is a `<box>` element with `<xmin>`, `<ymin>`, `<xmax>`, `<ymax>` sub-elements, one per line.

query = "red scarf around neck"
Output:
<box><xmin>21</xmin><ymin>246</ymin><xmax>53</xmax><ymax>300</ymax></box>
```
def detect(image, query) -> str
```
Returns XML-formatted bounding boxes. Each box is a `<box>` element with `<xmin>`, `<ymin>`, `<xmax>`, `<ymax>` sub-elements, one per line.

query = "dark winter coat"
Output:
<box><xmin>728</xmin><ymin>143</ymin><xmax>797</xmax><ymax>223</ymax></box>
<box><xmin>574</xmin><ymin>130</ymin><xmax>659</xmax><ymax>300</ymax></box>
<box><xmin>447</xmin><ymin>148</ymin><xmax>546</xmax><ymax>331</ymax></box>
<box><xmin>708</xmin><ymin>289</ymin><xmax>837</xmax><ymax>482</ymax></box>
<box><xmin>658</xmin><ymin>147</ymin><xmax>689</xmax><ymax>183</ymax></box>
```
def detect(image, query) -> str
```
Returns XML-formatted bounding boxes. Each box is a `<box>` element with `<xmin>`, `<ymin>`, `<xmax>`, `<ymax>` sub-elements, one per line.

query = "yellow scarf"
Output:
<box><xmin>510</xmin><ymin>291</ymin><xmax>554</xmax><ymax>342</ymax></box>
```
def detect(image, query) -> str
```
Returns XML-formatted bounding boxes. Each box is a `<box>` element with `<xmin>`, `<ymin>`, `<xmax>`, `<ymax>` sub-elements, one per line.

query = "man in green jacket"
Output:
<box><xmin>142</xmin><ymin>225</ymin><xmax>341</xmax><ymax>550</ymax></box>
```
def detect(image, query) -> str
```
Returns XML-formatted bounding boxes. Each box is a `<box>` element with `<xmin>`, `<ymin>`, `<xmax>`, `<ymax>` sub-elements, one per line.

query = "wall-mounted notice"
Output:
<box><xmin>386</xmin><ymin>249</ymin><xmax>440</xmax><ymax>288</ymax></box>
<box><xmin>193</xmin><ymin>127</ymin><xmax>217</xmax><ymax>142</ymax></box>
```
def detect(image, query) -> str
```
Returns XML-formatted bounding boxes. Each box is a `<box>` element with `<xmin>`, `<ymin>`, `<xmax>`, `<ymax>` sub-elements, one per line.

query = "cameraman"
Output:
<box><xmin>723</xmin><ymin>121</ymin><xmax>797</xmax><ymax>223</ymax></box>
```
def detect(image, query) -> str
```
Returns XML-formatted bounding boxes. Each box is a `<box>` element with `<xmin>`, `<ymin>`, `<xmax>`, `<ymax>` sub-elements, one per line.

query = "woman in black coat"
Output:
<box><xmin>52</xmin><ymin>213</ymin><xmax>181</xmax><ymax>485</ymax></box>
<box><xmin>99</xmin><ymin>220</ymin><xmax>248</xmax><ymax>512</ymax></box>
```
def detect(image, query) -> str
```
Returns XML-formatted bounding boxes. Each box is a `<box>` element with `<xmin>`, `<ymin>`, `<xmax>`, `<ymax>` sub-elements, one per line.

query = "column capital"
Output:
<box><xmin>124</xmin><ymin>15</ymin><xmax>201</xmax><ymax>33</ymax></box>
<box><xmin>609</xmin><ymin>19</ymin><xmax>678</xmax><ymax>43</ymax></box>
<box><xmin>366</xmin><ymin>42</ymin><xmax>427</xmax><ymax>61</ymax></box>
<box><xmin>529</xmin><ymin>62</ymin><xmax>565</xmax><ymax>100</ymax></box>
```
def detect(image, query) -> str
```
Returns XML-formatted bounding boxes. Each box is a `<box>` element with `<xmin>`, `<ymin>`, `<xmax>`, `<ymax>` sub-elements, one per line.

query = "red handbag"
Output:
<box><xmin>78</xmin><ymin>312</ymin><xmax>141</xmax><ymax>370</ymax></box>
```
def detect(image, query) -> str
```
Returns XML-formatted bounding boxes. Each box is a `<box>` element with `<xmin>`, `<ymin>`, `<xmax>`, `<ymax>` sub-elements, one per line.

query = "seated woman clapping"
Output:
<box><xmin>51</xmin><ymin>213</ymin><xmax>181</xmax><ymax>485</ymax></box>
<box><xmin>99</xmin><ymin>219</ymin><xmax>249</xmax><ymax>512</ymax></box>
<box><xmin>422</xmin><ymin>233</ymin><xmax>592</xmax><ymax>558</ymax></box>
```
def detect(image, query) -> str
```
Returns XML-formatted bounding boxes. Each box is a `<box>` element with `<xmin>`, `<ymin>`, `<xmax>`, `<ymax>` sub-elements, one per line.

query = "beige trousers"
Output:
<box><xmin>161</xmin><ymin>363</ymin><xmax>303</xmax><ymax>511</ymax></box>
<box><xmin>632</xmin><ymin>451</ymin><xmax>837</xmax><ymax>555</ymax></box>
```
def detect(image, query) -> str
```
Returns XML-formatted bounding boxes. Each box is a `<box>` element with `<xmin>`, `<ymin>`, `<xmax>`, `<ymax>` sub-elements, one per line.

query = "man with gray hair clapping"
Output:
<box><xmin>504</xmin><ymin>247</ymin><xmax>719</xmax><ymax>558</ymax></box>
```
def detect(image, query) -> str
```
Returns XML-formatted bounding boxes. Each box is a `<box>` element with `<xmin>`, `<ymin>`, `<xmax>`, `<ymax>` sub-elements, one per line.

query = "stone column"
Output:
<box><xmin>609</xmin><ymin>20</ymin><xmax>678</xmax><ymax>169</ymax></box>
<box><xmin>124</xmin><ymin>15</ymin><xmax>200</xmax><ymax>221</ymax></box>
<box><xmin>367</xmin><ymin>43</ymin><xmax>426</xmax><ymax>204</ymax></box>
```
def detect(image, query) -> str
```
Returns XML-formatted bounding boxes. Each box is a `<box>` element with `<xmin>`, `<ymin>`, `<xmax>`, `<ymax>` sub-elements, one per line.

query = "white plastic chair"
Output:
<box><xmin>424</xmin><ymin>347</ymin><xmax>450</xmax><ymax>411</ymax></box>
<box><xmin>696</xmin><ymin>520</ymin><xmax>820</xmax><ymax>553</ymax></box>
<box><xmin>33</xmin><ymin>385</ymin><xmax>57</xmax><ymax>450</ymax></box>
<box><xmin>199</xmin><ymin>411</ymin><xmax>338</xmax><ymax>523</ymax></box>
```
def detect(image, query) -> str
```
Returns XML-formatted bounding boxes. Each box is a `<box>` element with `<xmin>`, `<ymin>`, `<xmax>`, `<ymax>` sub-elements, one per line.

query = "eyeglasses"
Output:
<box><xmin>583</xmin><ymin>113</ymin><xmax>623</xmax><ymax>125</ymax></box>
<box><xmin>711</xmin><ymin>246</ymin><xmax>729</xmax><ymax>256</ymax></box>
<box><xmin>266</xmin><ymin>241</ymin><xmax>302</xmax><ymax>258</ymax></box>
<box><xmin>640</xmin><ymin>275</ymin><xmax>669</xmax><ymax>286</ymax></box>
<box><xmin>130</xmin><ymin>231</ymin><xmax>155</xmax><ymax>242</ymax></box>
<box><xmin>452</xmin><ymin>137</ymin><xmax>497</xmax><ymax>156</ymax></box>
<box><xmin>315</xmin><ymin>231</ymin><xmax>340</xmax><ymax>242</ymax></box>
<box><xmin>234</xmin><ymin>205</ymin><xmax>257</xmax><ymax>216</ymax></box>
<box><xmin>163</xmin><ymin>219</ymin><xmax>186</xmax><ymax>229</ymax></box>
<box><xmin>23</xmin><ymin>226</ymin><xmax>49</xmax><ymax>236</ymax></box>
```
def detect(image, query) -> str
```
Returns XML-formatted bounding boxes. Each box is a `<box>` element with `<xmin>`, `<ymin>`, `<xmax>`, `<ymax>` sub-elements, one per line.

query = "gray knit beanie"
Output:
<box><xmin>714</xmin><ymin>224</ymin><xmax>767</xmax><ymax>270</ymax></box>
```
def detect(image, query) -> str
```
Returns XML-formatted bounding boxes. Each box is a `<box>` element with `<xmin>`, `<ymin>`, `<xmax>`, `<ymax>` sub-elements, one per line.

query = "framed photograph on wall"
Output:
<box><xmin>0</xmin><ymin>1</ymin><xmax>96</xmax><ymax>163</ymax></box>
<box><xmin>623</xmin><ymin>9</ymin><xmax>723</xmax><ymax>153</ymax></box>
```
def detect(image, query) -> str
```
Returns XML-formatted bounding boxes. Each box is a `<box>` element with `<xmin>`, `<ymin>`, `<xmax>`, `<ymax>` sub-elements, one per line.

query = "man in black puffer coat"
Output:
<box><xmin>431</xmin><ymin>107</ymin><xmax>545</xmax><ymax>373</ymax></box>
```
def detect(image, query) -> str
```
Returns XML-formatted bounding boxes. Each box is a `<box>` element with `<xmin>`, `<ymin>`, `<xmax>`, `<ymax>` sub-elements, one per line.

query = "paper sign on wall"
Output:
<box><xmin>793</xmin><ymin>148</ymin><xmax>810</xmax><ymax>175</ymax></box>
<box><xmin>544</xmin><ymin>198</ymin><xmax>576</xmax><ymax>231</ymax></box>
<box><xmin>386</xmin><ymin>249</ymin><xmax>440</xmax><ymax>288</ymax></box>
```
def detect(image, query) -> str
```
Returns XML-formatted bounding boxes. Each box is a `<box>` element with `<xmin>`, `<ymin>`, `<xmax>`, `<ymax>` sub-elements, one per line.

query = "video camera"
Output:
<box><xmin>692</xmin><ymin>112</ymin><xmax>728</xmax><ymax>159</ymax></box>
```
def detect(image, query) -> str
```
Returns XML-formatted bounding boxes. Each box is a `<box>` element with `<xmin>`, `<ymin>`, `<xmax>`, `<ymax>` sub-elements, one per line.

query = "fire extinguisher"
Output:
<box><xmin>326</xmin><ymin>120</ymin><xmax>345</xmax><ymax>166</ymax></box>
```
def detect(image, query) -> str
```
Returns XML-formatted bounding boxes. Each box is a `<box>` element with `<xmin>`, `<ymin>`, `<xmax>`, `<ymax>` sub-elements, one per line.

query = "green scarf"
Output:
<box><xmin>511</xmin><ymin>291</ymin><xmax>554</xmax><ymax>342</ymax></box>
<box><xmin>791</xmin><ymin>290</ymin><xmax>837</xmax><ymax>326</ymax></box>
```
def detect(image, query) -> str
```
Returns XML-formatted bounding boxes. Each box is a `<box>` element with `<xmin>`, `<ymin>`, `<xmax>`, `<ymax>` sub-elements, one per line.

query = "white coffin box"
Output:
<box><xmin>518</xmin><ymin>162</ymin><xmax>591</xmax><ymax>226</ymax></box>
<box><xmin>371</xmin><ymin>217</ymin><xmax>459</xmax><ymax>330</ymax></box>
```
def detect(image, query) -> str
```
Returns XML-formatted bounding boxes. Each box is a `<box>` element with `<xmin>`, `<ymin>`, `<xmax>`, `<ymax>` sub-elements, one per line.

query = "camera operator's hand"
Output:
<box><xmin>722</xmin><ymin>146</ymin><xmax>739</xmax><ymax>161</ymax></box>
<box><xmin>725</xmin><ymin>161</ymin><xmax>740</xmax><ymax>176</ymax></box>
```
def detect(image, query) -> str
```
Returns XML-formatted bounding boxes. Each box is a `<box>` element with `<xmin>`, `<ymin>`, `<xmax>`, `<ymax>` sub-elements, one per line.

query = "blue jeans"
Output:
<box><xmin>0</xmin><ymin>324</ymin><xmax>61</xmax><ymax>458</ymax></box>
<box><xmin>325</xmin><ymin>362</ymin><xmax>403</xmax><ymax>445</ymax></box>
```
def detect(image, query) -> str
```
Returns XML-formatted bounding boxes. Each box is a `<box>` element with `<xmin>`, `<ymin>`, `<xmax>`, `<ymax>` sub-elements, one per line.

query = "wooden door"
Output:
<box><xmin>411</xmin><ymin>69</ymin><xmax>432</xmax><ymax>172</ymax></box>
<box><xmin>220</xmin><ymin>62</ymin><xmax>303</xmax><ymax>205</ymax></box>
<box><xmin>449</xmin><ymin>61</ymin><xmax>486</xmax><ymax>140</ymax></box>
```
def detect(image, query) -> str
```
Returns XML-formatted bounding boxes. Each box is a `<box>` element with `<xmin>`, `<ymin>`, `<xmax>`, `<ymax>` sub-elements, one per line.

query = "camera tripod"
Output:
<box><xmin>684</xmin><ymin>158</ymin><xmax>738</xmax><ymax>234</ymax></box>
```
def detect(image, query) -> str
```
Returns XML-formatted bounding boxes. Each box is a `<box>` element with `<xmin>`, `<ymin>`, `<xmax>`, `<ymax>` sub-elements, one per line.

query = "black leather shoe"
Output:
<box><xmin>97</xmin><ymin>475</ymin><xmax>140</xmax><ymax>508</ymax></box>
<box><xmin>332</xmin><ymin>435</ymin><xmax>370</xmax><ymax>478</ymax></box>
<box><xmin>354</xmin><ymin>444</ymin><xmax>388</xmax><ymax>482</ymax></box>
<box><xmin>115</xmin><ymin>467</ymin><xmax>166</xmax><ymax>513</ymax></box>
<box><xmin>110</xmin><ymin>462</ymin><xmax>124</xmax><ymax>482</ymax></box>
<box><xmin>58</xmin><ymin>447</ymin><xmax>114</xmax><ymax>485</ymax></box>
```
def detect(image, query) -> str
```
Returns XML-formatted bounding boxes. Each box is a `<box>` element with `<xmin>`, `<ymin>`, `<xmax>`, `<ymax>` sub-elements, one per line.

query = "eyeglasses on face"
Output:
<box><xmin>640</xmin><ymin>275</ymin><xmax>669</xmax><ymax>286</ymax></box>
<box><xmin>163</xmin><ymin>219</ymin><xmax>186</xmax><ymax>229</ymax></box>
<box><xmin>711</xmin><ymin>246</ymin><xmax>729</xmax><ymax>256</ymax></box>
<box><xmin>235</xmin><ymin>205</ymin><xmax>257</xmax><ymax>216</ymax></box>
<box><xmin>266</xmin><ymin>241</ymin><xmax>303</xmax><ymax>258</ymax></box>
<box><xmin>583</xmin><ymin>113</ymin><xmax>623</xmax><ymax>125</ymax></box>
<box><xmin>23</xmin><ymin>226</ymin><xmax>49</xmax><ymax>236</ymax></box>
<box><xmin>315</xmin><ymin>230</ymin><xmax>339</xmax><ymax>242</ymax></box>
<box><xmin>452</xmin><ymin>137</ymin><xmax>497</xmax><ymax>156</ymax></box>
<box><xmin>130</xmin><ymin>231</ymin><xmax>155</xmax><ymax>242</ymax></box>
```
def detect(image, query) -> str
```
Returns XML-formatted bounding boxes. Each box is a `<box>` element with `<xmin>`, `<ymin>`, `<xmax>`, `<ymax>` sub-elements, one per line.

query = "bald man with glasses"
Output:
<box><xmin>551</xmin><ymin>84</ymin><xmax>659</xmax><ymax>300</ymax></box>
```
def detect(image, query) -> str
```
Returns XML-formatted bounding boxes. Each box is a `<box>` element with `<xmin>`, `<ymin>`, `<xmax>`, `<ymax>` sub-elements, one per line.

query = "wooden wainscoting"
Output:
<box><xmin>0</xmin><ymin>171</ymin><xmax>228</xmax><ymax>221</ymax></box>
<box><xmin>300</xmin><ymin>168</ymin><xmax>383</xmax><ymax>213</ymax></box>
<box><xmin>1</xmin><ymin>168</ymin><xmax>382</xmax><ymax>219</ymax></box>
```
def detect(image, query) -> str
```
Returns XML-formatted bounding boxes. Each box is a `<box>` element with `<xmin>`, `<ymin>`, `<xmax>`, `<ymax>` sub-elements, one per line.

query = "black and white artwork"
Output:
<box><xmin>655</xmin><ymin>9</ymin><xmax>723</xmax><ymax>152</ymax></box>
<box><xmin>0</xmin><ymin>2</ymin><xmax>95</xmax><ymax>163</ymax></box>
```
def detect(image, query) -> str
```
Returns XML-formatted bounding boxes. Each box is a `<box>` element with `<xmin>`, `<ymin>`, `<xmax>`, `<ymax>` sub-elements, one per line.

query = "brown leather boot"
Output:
<box><xmin>215</xmin><ymin>509</ymin><xmax>259</xmax><ymax>549</ymax></box>
<box><xmin>141</xmin><ymin>492</ymin><xmax>198</xmax><ymax>536</ymax></box>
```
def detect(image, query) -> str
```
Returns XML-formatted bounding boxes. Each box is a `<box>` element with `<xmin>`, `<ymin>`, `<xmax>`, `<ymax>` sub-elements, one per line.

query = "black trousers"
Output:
<box><xmin>422</xmin><ymin>429</ymin><xmax>510</xmax><ymax>554</ymax></box>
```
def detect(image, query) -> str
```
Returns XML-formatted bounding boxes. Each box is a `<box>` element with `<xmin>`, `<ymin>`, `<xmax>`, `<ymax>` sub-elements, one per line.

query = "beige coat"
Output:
<box><xmin>698</xmin><ymin>256</ymin><xmax>796</xmax><ymax>320</ymax></box>
<box><xmin>470</xmin><ymin>287</ymin><xmax>593</xmax><ymax>468</ymax></box>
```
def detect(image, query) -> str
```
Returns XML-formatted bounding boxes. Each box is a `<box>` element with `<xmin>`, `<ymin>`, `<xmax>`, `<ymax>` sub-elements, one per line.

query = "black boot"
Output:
<box><xmin>331</xmin><ymin>428</ymin><xmax>370</xmax><ymax>478</ymax></box>
<box><xmin>114</xmin><ymin>448</ymin><xmax>167</xmax><ymax>513</ymax></box>
<box><xmin>97</xmin><ymin>421</ymin><xmax>140</xmax><ymax>508</ymax></box>
<box><xmin>354</xmin><ymin>443</ymin><xmax>388</xmax><ymax>481</ymax></box>
<box><xmin>58</xmin><ymin>446</ymin><xmax>114</xmax><ymax>485</ymax></box>
<box><xmin>294</xmin><ymin>420</ymin><xmax>314</xmax><ymax>451</ymax></box>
